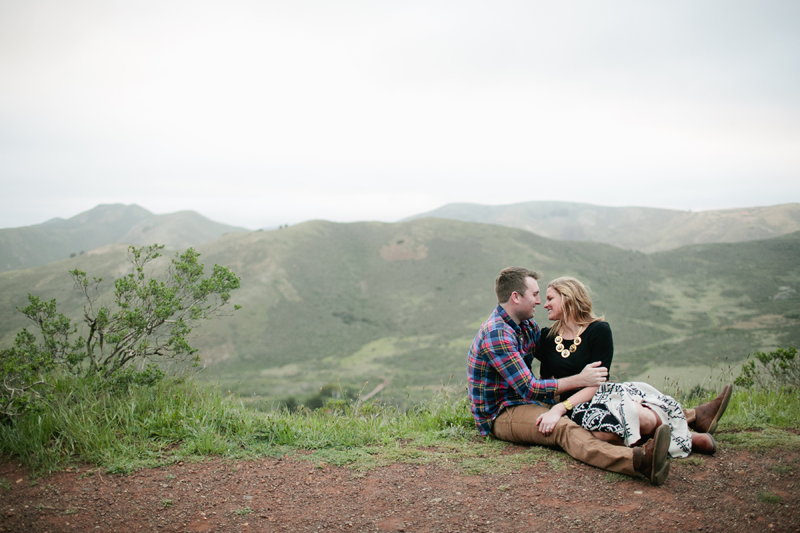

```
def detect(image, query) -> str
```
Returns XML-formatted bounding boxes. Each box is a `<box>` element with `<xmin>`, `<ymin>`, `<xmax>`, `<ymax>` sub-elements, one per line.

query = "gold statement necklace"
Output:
<box><xmin>554</xmin><ymin>325</ymin><xmax>584</xmax><ymax>358</ymax></box>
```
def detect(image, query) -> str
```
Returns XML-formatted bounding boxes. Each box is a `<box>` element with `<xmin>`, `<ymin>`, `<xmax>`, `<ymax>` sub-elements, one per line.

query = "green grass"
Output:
<box><xmin>757</xmin><ymin>492</ymin><xmax>783</xmax><ymax>504</ymax></box>
<box><xmin>680</xmin><ymin>456</ymin><xmax>705</xmax><ymax>467</ymax></box>
<box><xmin>683</xmin><ymin>387</ymin><xmax>800</xmax><ymax>450</ymax></box>
<box><xmin>698</xmin><ymin>388</ymin><xmax>800</xmax><ymax>430</ymax></box>
<box><xmin>714</xmin><ymin>427</ymin><xmax>800</xmax><ymax>450</ymax></box>
<box><xmin>0</xmin><ymin>373</ymin><xmax>480</xmax><ymax>475</ymax></box>
<box><xmin>1</xmin><ymin>372</ymin><xmax>798</xmax><ymax>477</ymax></box>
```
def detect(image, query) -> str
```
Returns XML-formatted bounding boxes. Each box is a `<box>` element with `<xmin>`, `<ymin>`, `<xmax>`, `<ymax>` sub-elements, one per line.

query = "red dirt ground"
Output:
<box><xmin>1</xmin><ymin>445</ymin><xmax>798</xmax><ymax>532</ymax></box>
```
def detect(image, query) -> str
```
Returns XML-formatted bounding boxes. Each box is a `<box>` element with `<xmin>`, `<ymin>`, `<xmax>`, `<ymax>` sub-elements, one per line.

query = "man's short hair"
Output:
<box><xmin>495</xmin><ymin>267</ymin><xmax>541</xmax><ymax>303</ymax></box>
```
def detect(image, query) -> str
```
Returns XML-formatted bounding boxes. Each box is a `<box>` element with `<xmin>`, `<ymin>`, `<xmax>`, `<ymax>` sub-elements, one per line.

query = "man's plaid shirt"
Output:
<box><xmin>467</xmin><ymin>305</ymin><xmax>558</xmax><ymax>436</ymax></box>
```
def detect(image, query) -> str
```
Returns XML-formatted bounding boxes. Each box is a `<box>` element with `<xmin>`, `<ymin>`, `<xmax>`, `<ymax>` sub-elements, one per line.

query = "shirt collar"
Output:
<box><xmin>496</xmin><ymin>304</ymin><xmax>520</xmax><ymax>332</ymax></box>
<box><xmin>496</xmin><ymin>304</ymin><xmax>537</xmax><ymax>334</ymax></box>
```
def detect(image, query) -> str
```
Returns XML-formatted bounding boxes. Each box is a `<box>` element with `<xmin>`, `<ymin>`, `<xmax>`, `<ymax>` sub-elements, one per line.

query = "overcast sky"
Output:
<box><xmin>1</xmin><ymin>0</ymin><xmax>798</xmax><ymax>229</ymax></box>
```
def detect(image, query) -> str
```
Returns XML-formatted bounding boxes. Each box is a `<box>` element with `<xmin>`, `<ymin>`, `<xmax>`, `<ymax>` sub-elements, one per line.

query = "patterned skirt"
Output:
<box><xmin>568</xmin><ymin>397</ymin><xmax>625</xmax><ymax>437</ymax></box>
<box><xmin>567</xmin><ymin>382</ymin><xmax>692</xmax><ymax>458</ymax></box>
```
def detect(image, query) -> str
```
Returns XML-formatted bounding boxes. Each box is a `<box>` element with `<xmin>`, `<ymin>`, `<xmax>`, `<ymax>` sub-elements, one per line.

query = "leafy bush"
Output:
<box><xmin>0</xmin><ymin>329</ymin><xmax>55</xmax><ymax>418</ymax></box>
<box><xmin>304</xmin><ymin>382</ymin><xmax>360</xmax><ymax>410</ymax></box>
<box><xmin>105</xmin><ymin>364</ymin><xmax>167</xmax><ymax>391</ymax></box>
<box><xmin>1</xmin><ymin>244</ymin><xmax>240</xmax><ymax>420</ymax></box>
<box><xmin>735</xmin><ymin>347</ymin><xmax>799</xmax><ymax>390</ymax></box>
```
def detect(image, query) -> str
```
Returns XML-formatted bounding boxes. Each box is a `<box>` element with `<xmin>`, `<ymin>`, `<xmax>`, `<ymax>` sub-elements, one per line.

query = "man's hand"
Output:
<box><xmin>577</xmin><ymin>361</ymin><xmax>608</xmax><ymax>387</ymax></box>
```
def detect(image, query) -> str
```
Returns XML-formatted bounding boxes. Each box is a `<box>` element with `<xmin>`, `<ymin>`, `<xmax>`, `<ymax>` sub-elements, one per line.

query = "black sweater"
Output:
<box><xmin>537</xmin><ymin>321</ymin><xmax>613</xmax><ymax>399</ymax></box>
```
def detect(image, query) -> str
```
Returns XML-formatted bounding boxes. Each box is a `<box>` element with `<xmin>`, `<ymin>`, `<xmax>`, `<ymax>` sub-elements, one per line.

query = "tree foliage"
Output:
<box><xmin>1</xmin><ymin>244</ymin><xmax>240</xmax><ymax>418</ymax></box>
<box><xmin>0</xmin><ymin>329</ymin><xmax>55</xmax><ymax>418</ymax></box>
<box><xmin>735</xmin><ymin>347</ymin><xmax>799</xmax><ymax>391</ymax></box>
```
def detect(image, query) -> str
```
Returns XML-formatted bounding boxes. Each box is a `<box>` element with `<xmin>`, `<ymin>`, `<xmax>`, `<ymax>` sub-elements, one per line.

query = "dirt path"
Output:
<box><xmin>359</xmin><ymin>378</ymin><xmax>390</xmax><ymax>403</ymax></box>
<box><xmin>1</xmin><ymin>445</ymin><xmax>798</xmax><ymax>532</ymax></box>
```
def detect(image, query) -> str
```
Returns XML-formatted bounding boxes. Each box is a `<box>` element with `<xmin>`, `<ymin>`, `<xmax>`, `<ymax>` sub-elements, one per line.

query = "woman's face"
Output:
<box><xmin>544</xmin><ymin>286</ymin><xmax>564</xmax><ymax>321</ymax></box>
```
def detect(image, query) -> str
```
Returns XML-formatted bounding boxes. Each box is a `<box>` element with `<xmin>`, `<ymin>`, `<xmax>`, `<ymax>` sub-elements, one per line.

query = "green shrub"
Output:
<box><xmin>735</xmin><ymin>347</ymin><xmax>799</xmax><ymax>390</ymax></box>
<box><xmin>105</xmin><ymin>364</ymin><xmax>167</xmax><ymax>390</ymax></box>
<box><xmin>1</xmin><ymin>244</ymin><xmax>240</xmax><ymax>420</ymax></box>
<box><xmin>304</xmin><ymin>382</ymin><xmax>360</xmax><ymax>410</ymax></box>
<box><xmin>0</xmin><ymin>329</ymin><xmax>55</xmax><ymax>419</ymax></box>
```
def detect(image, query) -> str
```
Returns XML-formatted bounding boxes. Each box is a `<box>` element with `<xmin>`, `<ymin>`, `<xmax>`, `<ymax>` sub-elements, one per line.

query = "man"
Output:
<box><xmin>468</xmin><ymin>267</ymin><xmax>732</xmax><ymax>485</ymax></box>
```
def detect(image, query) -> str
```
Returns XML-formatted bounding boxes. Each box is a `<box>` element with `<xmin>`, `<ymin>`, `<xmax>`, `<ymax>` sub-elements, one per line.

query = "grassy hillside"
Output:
<box><xmin>1</xmin><ymin>219</ymin><xmax>798</xmax><ymax>406</ymax></box>
<box><xmin>0</xmin><ymin>204</ymin><xmax>250</xmax><ymax>273</ymax></box>
<box><xmin>405</xmin><ymin>201</ymin><xmax>800</xmax><ymax>253</ymax></box>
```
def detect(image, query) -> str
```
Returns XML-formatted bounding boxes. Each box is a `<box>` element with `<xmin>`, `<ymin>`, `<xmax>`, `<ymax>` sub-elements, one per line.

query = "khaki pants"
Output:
<box><xmin>492</xmin><ymin>404</ymin><xmax>637</xmax><ymax>477</ymax></box>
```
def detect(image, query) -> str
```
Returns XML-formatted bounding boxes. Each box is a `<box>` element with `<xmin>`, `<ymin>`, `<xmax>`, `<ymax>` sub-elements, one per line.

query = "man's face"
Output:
<box><xmin>514</xmin><ymin>277</ymin><xmax>541</xmax><ymax>322</ymax></box>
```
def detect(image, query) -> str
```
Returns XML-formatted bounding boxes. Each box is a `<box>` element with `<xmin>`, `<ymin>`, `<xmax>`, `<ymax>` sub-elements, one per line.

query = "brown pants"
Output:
<box><xmin>492</xmin><ymin>404</ymin><xmax>637</xmax><ymax>477</ymax></box>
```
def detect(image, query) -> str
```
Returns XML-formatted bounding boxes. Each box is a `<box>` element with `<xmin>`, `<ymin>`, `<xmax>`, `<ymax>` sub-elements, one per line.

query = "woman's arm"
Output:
<box><xmin>535</xmin><ymin>385</ymin><xmax>599</xmax><ymax>435</ymax></box>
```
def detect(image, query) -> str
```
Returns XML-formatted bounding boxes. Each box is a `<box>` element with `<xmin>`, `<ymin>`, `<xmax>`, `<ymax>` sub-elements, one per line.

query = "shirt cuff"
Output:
<box><xmin>540</xmin><ymin>379</ymin><xmax>558</xmax><ymax>400</ymax></box>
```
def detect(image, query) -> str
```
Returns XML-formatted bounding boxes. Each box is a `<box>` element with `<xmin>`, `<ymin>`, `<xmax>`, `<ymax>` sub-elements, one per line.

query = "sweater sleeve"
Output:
<box><xmin>590</xmin><ymin>322</ymin><xmax>614</xmax><ymax>379</ymax></box>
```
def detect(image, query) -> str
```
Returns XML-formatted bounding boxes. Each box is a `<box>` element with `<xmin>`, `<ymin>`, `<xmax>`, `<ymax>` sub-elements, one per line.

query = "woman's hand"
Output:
<box><xmin>536</xmin><ymin>404</ymin><xmax>567</xmax><ymax>436</ymax></box>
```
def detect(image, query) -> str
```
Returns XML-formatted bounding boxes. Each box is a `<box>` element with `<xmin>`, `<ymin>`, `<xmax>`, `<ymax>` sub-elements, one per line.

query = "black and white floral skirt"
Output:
<box><xmin>568</xmin><ymin>396</ymin><xmax>625</xmax><ymax>437</ymax></box>
<box><xmin>567</xmin><ymin>382</ymin><xmax>692</xmax><ymax>458</ymax></box>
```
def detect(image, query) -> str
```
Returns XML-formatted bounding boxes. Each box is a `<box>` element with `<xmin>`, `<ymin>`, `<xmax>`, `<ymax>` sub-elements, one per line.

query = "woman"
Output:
<box><xmin>533</xmin><ymin>276</ymin><xmax>715</xmax><ymax>458</ymax></box>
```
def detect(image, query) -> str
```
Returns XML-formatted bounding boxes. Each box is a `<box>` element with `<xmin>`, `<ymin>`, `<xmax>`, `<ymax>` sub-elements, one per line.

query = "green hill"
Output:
<box><xmin>1</xmin><ymin>219</ymin><xmax>798</xmax><ymax>405</ymax></box>
<box><xmin>405</xmin><ymin>201</ymin><xmax>800</xmax><ymax>253</ymax></box>
<box><xmin>0</xmin><ymin>204</ymin><xmax>250</xmax><ymax>273</ymax></box>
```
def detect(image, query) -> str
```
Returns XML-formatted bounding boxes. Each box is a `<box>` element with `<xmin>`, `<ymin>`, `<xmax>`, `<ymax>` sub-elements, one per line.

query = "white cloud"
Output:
<box><xmin>1</xmin><ymin>0</ymin><xmax>798</xmax><ymax>228</ymax></box>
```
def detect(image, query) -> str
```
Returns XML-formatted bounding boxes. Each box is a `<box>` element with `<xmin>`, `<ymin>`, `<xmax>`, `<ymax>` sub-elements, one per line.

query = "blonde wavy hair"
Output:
<box><xmin>547</xmin><ymin>276</ymin><xmax>604</xmax><ymax>337</ymax></box>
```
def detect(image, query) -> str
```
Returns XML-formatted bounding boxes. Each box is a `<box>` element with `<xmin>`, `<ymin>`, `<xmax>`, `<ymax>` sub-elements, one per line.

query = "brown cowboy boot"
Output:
<box><xmin>691</xmin><ymin>432</ymin><xmax>717</xmax><ymax>455</ymax></box>
<box><xmin>633</xmin><ymin>424</ymin><xmax>671</xmax><ymax>486</ymax></box>
<box><xmin>692</xmin><ymin>384</ymin><xmax>733</xmax><ymax>435</ymax></box>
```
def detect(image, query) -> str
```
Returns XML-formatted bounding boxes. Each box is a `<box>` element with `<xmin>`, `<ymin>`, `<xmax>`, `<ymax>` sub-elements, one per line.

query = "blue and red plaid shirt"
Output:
<box><xmin>467</xmin><ymin>305</ymin><xmax>558</xmax><ymax>436</ymax></box>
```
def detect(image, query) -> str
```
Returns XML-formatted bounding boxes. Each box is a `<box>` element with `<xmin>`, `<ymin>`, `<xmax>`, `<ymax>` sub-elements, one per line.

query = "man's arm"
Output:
<box><xmin>485</xmin><ymin>329</ymin><xmax>559</xmax><ymax>402</ymax></box>
<box><xmin>555</xmin><ymin>362</ymin><xmax>608</xmax><ymax>393</ymax></box>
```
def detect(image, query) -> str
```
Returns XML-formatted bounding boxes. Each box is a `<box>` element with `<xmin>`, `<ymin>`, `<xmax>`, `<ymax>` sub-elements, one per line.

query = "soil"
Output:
<box><xmin>1</xmin><ymin>444</ymin><xmax>798</xmax><ymax>533</ymax></box>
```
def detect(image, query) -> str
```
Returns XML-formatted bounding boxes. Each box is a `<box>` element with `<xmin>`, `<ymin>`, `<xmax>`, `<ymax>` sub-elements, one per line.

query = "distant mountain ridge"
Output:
<box><xmin>0</xmin><ymin>204</ymin><xmax>250</xmax><ymax>273</ymax></box>
<box><xmin>404</xmin><ymin>201</ymin><xmax>800</xmax><ymax>253</ymax></box>
<box><xmin>2</xmin><ymin>217</ymin><xmax>797</xmax><ymax>405</ymax></box>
